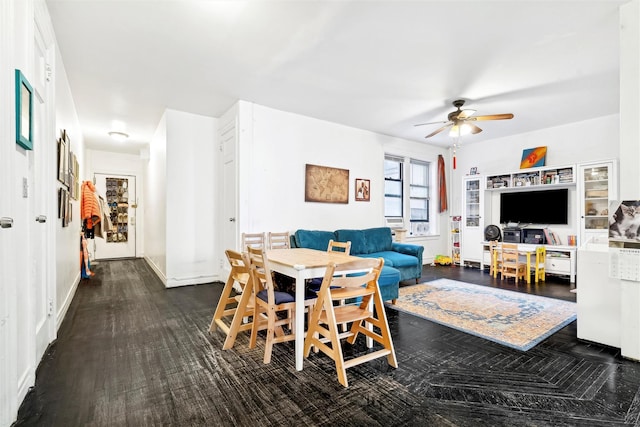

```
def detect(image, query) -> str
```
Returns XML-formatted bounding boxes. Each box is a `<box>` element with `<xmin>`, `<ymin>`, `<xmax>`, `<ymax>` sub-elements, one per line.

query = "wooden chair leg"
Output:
<box><xmin>263</xmin><ymin>308</ymin><xmax>277</xmax><ymax>364</ymax></box>
<box><xmin>222</xmin><ymin>284</ymin><xmax>253</xmax><ymax>350</ymax></box>
<box><xmin>209</xmin><ymin>276</ymin><xmax>236</xmax><ymax>333</ymax></box>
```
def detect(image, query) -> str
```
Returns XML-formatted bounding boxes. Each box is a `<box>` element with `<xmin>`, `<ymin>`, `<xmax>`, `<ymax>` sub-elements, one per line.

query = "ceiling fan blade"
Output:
<box><xmin>414</xmin><ymin>120</ymin><xmax>448</xmax><ymax>127</ymax></box>
<box><xmin>457</xmin><ymin>109</ymin><xmax>476</xmax><ymax>119</ymax></box>
<box><xmin>469</xmin><ymin>123</ymin><xmax>483</xmax><ymax>134</ymax></box>
<box><xmin>469</xmin><ymin>113</ymin><xmax>514</xmax><ymax>121</ymax></box>
<box><xmin>425</xmin><ymin>123</ymin><xmax>452</xmax><ymax>138</ymax></box>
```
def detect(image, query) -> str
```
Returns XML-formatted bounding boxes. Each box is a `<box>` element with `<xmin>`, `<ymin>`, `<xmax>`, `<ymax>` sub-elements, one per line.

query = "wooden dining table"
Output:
<box><xmin>265</xmin><ymin>247</ymin><xmax>365</xmax><ymax>371</ymax></box>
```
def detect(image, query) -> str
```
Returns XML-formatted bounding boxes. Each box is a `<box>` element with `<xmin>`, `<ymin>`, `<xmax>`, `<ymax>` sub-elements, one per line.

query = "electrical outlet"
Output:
<box><xmin>48</xmin><ymin>299</ymin><xmax>54</xmax><ymax>316</ymax></box>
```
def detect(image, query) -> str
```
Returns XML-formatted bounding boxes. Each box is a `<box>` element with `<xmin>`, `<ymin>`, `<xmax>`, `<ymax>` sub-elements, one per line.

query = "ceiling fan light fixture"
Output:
<box><xmin>108</xmin><ymin>131</ymin><xmax>129</xmax><ymax>142</ymax></box>
<box><xmin>449</xmin><ymin>123</ymin><xmax>472</xmax><ymax>137</ymax></box>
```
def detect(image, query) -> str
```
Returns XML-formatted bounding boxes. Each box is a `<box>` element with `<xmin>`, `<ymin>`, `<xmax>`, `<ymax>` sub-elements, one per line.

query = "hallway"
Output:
<box><xmin>15</xmin><ymin>259</ymin><xmax>640</xmax><ymax>426</ymax></box>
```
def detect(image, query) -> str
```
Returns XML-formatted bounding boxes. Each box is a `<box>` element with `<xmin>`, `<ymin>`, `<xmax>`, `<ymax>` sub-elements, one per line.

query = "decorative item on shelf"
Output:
<box><xmin>469</xmin><ymin>167</ymin><xmax>478</xmax><ymax>175</ymax></box>
<box><xmin>520</xmin><ymin>146</ymin><xmax>547</xmax><ymax>169</ymax></box>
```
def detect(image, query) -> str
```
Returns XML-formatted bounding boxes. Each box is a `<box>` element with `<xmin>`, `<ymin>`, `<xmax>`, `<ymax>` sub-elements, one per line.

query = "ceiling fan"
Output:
<box><xmin>415</xmin><ymin>99</ymin><xmax>514</xmax><ymax>139</ymax></box>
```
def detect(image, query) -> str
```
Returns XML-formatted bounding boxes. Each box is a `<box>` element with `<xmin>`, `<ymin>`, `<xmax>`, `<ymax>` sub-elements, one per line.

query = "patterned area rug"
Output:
<box><xmin>387</xmin><ymin>279</ymin><xmax>577</xmax><ymax>351</ymax></box>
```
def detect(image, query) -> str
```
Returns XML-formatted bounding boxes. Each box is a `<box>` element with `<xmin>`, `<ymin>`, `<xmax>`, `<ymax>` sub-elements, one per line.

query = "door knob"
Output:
<box><xmin>0</xmin><ymin>217</ymin><xmax>14</xmax><ymax>228</ymax></box>
<box><xmin>229</xmin><ymin>217</ymin><xmax>236</xmax><ymax>222</ymax></box>
<box><xmin>35</xmin><ymin>215</ymin><xmax>47</xmax><ymax>223</ymax></box>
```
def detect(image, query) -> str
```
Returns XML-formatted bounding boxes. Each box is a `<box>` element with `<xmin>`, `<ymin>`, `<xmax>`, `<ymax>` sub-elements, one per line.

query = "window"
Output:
<box><xmin>385</xmin><ymin>155</ymin><xmax>432</xmax><ymax>236</ymax></box>
<box><xmin>410</xmin><ymin>160</ymin><xmax>429</xmax><ymax>222</ymax></box>
<box><xmin>384</xmin><ymin>156</ymin><xmax>403</xmax><ymax>218</ymax></box>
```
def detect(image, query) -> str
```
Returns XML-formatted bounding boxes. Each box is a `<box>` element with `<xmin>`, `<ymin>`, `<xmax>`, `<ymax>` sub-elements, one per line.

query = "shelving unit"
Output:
<box><xmin>578</xmin><ymin>160</ymin><xmax>617</xmax><ymax>245</ymax></box>
<box><xmin>461</xmin><ymin>176</ymin><xmax>484</xmax><ymax>265</ymax></box>
<box><xmin>485</xmin><ymin>164</ymin><xmax>576</xmax><ymax>191</ymax></box>
<box><xmin>451</xmin><ymin>216</ymin><xmax>461</xmax><ymax>265</ymax></box>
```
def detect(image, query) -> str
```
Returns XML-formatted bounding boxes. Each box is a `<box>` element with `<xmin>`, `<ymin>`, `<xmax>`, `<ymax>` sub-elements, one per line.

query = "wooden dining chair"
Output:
<box><xmin>489</xmin><ymin>240</ymin><xmax>502</xmax><ymax>278</ymax></box>
<box><xmin>268</xmin><ymin>231</ymin><xmax>290</xmax><ymax>250</ymax></box>
<box><xmin>533</xmin><ymin>246</ymin><xmax>546</xmax><ymax>283</ymax></box>
<box><xmin>209</xmin><ymin>249</ymin><xmax>256</xmax><ymax>350</ymax></box>
<box><xmin>327</xmin><ymin>239</ymin><xmax>351</xmax><ymax>255</ymax></box>
<box><xmin>241</xmin><ymin>232</ymin><xmax>265</xmax><ymax>251</ymax></box>
<box><xmin>246</xmin><ymin>246</ymin><xmax>305</xmax><ymax>364</ymax></box>
<box><xmin>303</xmin><ymin>257</ymin><xmax>397</xmax><ymax>387</ymax></box>
<box><xmin>501</xmin><ymin>243</ymin><xmax>527</xmax><ymax>284</ymax></box>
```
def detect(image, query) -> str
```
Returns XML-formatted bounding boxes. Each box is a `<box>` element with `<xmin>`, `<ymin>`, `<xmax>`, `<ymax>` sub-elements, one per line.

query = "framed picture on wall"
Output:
<box><xmin>355</xmin><ymin>178</ymin><xmax>370</xmax><ymax>201</ymax></box>
<box><xmin>57</xmin><ymin>138</ymin><xmax>66</xmax><ymax>184</ymax></box>
<box><xmin>63</xmin><ymin>130</ymin><xmax>71</xmax><ymax>188</ymax></box>
<box><xmin>15</xmin><ymin>69</ymin><xmax>33</xmax><ymax>150</ymax></box>
<box><xmin>304</xmin><ymin>164</ymin><xmax>349</xmax><ymax>204</ymax></box>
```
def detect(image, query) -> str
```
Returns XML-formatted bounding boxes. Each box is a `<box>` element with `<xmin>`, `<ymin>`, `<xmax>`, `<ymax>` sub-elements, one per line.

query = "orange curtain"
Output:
<box><xmin>438</xmin><ymin>155</ymin><xmax>447</xmax><ymax>213</ymax></box>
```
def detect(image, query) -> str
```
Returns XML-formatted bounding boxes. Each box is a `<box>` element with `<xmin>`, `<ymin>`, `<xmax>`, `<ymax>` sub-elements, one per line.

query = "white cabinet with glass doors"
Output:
<box><xmin>578</xmin><ymin>160</ymin><xmax>617</xmax><ymax>246</ymax></box>
<box><xmin>461</xmin><ymin>176</ymin><xmax>484</xmax><ymax>265</ymax></box>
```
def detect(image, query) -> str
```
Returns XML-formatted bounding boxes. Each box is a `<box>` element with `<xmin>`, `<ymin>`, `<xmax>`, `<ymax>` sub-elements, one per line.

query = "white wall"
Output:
<box><xmin>235</xmin><ymin>103</ymin><xmax>449</xmax><ymax>263</ymax></box>
<box><xmin>54</xmin><ymin>43</ymin><xmax>83</xmax><ymax>329</ymax></box>
<box><xmin>451</xmin><ymin>114</ymin><xmax>619</xmax><ymax>243</ymax></box>
<box><xmin>165</xmin><ymin>109</ymin><xmax>217</xmax><ymax>286</ymax></box>
<box><xmin>144</xmin><ymin>109</ymin><xmax>217</xmax><ymax>287</ymax></box>
<box><xmin>144</xmin><ymin>113</ymin><xmax>168</xmax><ymax>282</ymax></box>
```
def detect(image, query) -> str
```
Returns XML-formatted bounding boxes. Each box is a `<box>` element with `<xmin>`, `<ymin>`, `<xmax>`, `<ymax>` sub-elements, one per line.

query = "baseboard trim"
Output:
<box><xmin>144</xmin><ymin>256</ymin><xmax>167</xmax><ymax>286</ymax></box>
<box><xmin>166</xmin><ymin>275</ymin><xmax>218</xmax><ymax>288</ymax></box>
<box><xmin>57</xmin><ymin>271</ymin><xmax>80</xmax><ymax>332</ymax></box>
<box><xmin>16</xmin><ymin>367</ymin><xmax>35</xmax><ymax>412</ymax></box>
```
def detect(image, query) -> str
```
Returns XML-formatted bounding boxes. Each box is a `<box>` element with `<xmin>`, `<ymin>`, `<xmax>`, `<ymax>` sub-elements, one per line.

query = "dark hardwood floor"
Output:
<box><xmin>14</xmin><ymin>259</ymin><xmax>640</xmax><ymax>426</ymax></box>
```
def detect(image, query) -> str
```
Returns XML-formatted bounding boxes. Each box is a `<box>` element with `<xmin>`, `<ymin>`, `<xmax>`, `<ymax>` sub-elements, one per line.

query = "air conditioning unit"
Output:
<box><xmin>386</xmin><ymin>218</ymin><xmax>404</xmax><ymax>229</ymax></box>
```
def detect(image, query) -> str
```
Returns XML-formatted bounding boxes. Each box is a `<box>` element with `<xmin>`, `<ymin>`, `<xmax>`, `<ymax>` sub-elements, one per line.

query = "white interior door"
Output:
<box><xmin>93</xmin><ymin>173</ymin><xmax>136</xmax><ymax>259</ymax></box>
<box><xmin>221</xmin><ymin>118</ymin><xmax>238</xmax><ymax>265</ymax></box>
<box><xmin>32</xmin><ymin>26</ymin><xmax>54</xmax><ymax>364</ymax></box>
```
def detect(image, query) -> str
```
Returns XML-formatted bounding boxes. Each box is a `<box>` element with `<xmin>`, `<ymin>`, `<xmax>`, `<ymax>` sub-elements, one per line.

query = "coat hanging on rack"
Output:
<box><xmin>81</xmin><ymin>180</ymin><xmax>101</xmax><ymax>236</ymax></box>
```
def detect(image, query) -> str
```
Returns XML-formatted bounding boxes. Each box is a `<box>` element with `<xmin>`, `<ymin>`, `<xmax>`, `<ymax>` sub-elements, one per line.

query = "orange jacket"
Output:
<box><xmin>81</xmin><ymin>181</ymin><xmax>101</xmax><ymax>229</ymax></box>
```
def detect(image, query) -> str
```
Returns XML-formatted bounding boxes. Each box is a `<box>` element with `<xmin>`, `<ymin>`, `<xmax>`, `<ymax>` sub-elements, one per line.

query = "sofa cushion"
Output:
<box><xmin>294</xmin><ymin>229</ymin><xmax>336</xmax><ymax>251</ymax></box>
<box><xmin>360</xmin><ymin>251</ymin><xmax>418</xmax><ymax>269</ymax></box>
<box><xmin>362</xmin><ymin>227</ymin><xmax>393</xmax><ymax>253</ymax></box>
<box><xmin>335</xmin><ymin>229</ymin><xmax>367</xmax><ymax>255</ymax></box>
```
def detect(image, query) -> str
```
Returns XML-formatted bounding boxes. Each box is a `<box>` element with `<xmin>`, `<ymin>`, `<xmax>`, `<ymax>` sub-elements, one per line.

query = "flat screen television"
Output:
<box><xmin>499</xmin><ymin>188</ymin><xmax>568</xmax><ymax>225</ymax></box>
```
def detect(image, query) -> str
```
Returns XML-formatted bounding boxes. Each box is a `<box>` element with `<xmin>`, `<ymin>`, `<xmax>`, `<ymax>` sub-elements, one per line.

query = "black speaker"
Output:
<box><xmin>484</xmin><ymin>225</ymin><xmax>502</xmax><ymax>242</ymax></box>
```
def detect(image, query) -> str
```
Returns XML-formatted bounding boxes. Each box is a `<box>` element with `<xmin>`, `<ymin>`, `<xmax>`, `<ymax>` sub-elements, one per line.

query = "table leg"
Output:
<box><xmin>295</xmin><ymin>274</ymin><xmax>304</xmax><ymax>371</ymax></box>
<box><xmin>526</xmin><ymin>253</ymin><xmax>531</xmax><ymax>284</ymax></box>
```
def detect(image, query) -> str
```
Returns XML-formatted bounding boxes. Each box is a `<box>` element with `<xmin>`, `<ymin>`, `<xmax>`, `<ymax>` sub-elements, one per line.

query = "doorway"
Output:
<box><xmin>93</xmin><ymin>173</ymin><xmax>137</xmax><ymax>259</ymax></box>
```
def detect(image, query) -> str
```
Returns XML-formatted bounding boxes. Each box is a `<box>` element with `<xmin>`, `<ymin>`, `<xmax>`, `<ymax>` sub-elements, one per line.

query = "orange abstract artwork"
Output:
<box><xmin>520</xmin><ymin>146</ymin><xmax>547</xmax><ymax>169</ymax></box>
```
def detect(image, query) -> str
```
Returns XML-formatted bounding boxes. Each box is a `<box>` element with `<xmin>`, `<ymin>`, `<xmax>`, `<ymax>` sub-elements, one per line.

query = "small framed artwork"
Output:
<box><xmin>355</xmin><ymin>178</ymin><xmax>370</xmax><ymax>201</ymax></box>
<box><xmin>470</xmin><ymin>167</ymin><xmax>478</xmax><ymax>175</ymax></box>
<box><xmin>57</xmin><ymin>139</ymin><xmax>66</xmax><ymax>184</ymax></box>
<box><xmin>64</xmin><ymin>131</ymin><xmax>71</xmax><ymax>187</ymax></box>
<box><xmin>15</xmin><ymin>69</ymin><xmax>33</xmax><ymax>150</ymax></box>
<box><xmin>520</xmin><ymin>146</ymin><xmax>547</xmax><ymax>169</ymax></box>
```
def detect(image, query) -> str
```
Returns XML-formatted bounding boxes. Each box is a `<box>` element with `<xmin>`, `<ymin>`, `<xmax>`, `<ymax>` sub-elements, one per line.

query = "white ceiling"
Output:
<box><xmin>46</xmin><ymin>0</ymin><xmax>626</xmax><ymax>154</ymax></box>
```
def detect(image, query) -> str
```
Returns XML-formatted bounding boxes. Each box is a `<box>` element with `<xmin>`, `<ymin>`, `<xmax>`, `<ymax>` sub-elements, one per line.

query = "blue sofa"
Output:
<box><xmin>290</xmin><ymin>227</ymin><xmax>424</xmax><ymax>302</ymax></box>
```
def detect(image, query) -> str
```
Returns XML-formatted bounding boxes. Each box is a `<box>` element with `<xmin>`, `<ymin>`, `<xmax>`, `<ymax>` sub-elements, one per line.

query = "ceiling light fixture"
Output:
<box><xmin>108</xmin><ymin>131</ymin><xmax>129</xmax><ymax>142</ymax></box>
